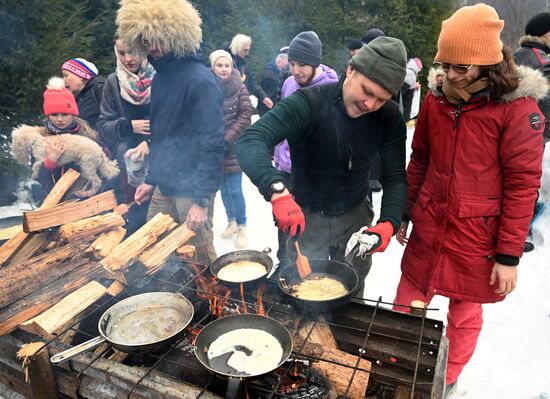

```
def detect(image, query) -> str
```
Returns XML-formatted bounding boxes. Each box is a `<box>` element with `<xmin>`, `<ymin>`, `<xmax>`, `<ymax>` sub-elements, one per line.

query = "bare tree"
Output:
<box><xmin>455</xmin><ymin>0</ymin><xmax>547</xmax><ymax>47</ymax></box>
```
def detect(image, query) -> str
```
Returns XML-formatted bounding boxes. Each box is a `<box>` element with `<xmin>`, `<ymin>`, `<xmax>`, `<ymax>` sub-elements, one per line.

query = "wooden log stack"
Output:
<box><xmin>0</xmin><ymin>169</ymin><xmax>195</xmax><ymax>339</ymax></box>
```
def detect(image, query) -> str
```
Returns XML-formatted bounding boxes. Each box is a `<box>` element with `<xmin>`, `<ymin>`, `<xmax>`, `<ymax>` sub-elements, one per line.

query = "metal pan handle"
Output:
<box><xmin>50</xmin><ymin>335</ymin><xmax>106</xmax><ymax>364</ymax></box>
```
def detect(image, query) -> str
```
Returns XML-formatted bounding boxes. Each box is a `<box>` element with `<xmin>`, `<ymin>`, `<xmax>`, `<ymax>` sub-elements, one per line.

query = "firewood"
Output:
<box><xmin>100</xmin><ymin>213</ymin><xmax>176</xmax><ymax>273</ymax></box>
<box><xmin>311</xmin><ymin>347</ymin><xmax>371</xmax><ymax>399</ymax></box>
<box><xmin>106</xmin><ymin>280</ymin><xmax>126</xmax><ymax>296</ymax></box>
<box><xmin>3</xmin><ymin>231</ymin><xmax>53</xmax><ymax>268</ymax></box>
<box><xmin>176</xmin><ymin>244</ymin><xmax>195</xmax><ymax>257</ymax></box>
<box><xmin>0</xmin><ymin>169</ymin><xmax>81</xmax><ymax>266</ymax></box>
<box><xmin>23</xmin><ymin>190</ymin><xmax>118</xmax><ymax>233</ymax></box>
<box><xmin>88</xmin><ymin>227</ymin><xmax>126</xmax><ymax>258</ymax></box>
<box><xmin>0</xmin><ymin>241</ymin><xmax>88</xmax><ymax>309</ymax></box>
<box><xmin>0</xmin><ymin>260</ymin><xmax>107</xmax><ymax>336</ymax></box>
<box><xmin>17</xmin><ymin>342</ymin><xmax>58</xmax><ymax>399</ymax></box>
<box><xmin>58</xmin><ymin>212</ymin><xmax>125</xmax><ymax>243</ymax></box>
<box><xmin>19</xmin><ymin>281</ymin><xmax>107</xmax><ymax>339</ymax></box>
<box><xmin>298</xmin><ymin>315</ymin><xmax>339</xmax><ymax>350</ymax></box>
<box><xmin>0</xmin><ymin>225</ymin><xmax>21</xmax><ymax>241</ymax></box>
<box><xmin>139</xmin><ymin>223</ymin><xmax>195</xmax><ymax>274</ymax></box>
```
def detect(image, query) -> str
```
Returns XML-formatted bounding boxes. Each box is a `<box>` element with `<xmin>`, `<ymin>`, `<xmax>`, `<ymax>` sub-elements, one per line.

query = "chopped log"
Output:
<box><xmin>311</xmin><ymin>347</ymin><xmax>371</xmax><ymax>399</ymax></box>
<box><xmin>298</xmin><ymin>315</ymin><xmax>339</xmax><ymax>350</ymax></box>
<box><xmin>0</xmin><ymin>260</ymin><xmax>108</xmax><ymax>336</ymax></box>
<box><xmin>106</xmin><ymin>280</ymin><xmax>126</xmax><ymax>296</ymax></box>
<box><xmin>19</xmin><ymin>281</ymin><xmax>107</xmax><ymax>339</ymax></box>
<box><xmin>17</xmin><ymin>342</ymin><xmax>59</xmax><ymax>399</ymax></box>
<box><xmin>23</xmin><ymin>190</ymin><xmax>118</xmax><ymax>233</ymax></box>
<box><xmin>58</xmin><ymin>212</ymin><xmax>125</xmax><ymax>243</ymax></box>
<box><xmin>0</xmin><ymin>241</ymin><xmax>88</xmax><ymax>309</ymax></box>
<box><xmin>176</xmin><ymin>244</ymin><xmax>196</xmax><ymax>257</ymax></box>
<box><xmin>299</xmin><ymin>317</ymin><xmax>370</xmax><ymax>399</ymax></box>
<box><xmin>101</xmin><ymin>213</ymin><xmax>176</xmax><ymax>273</ymax></box>
<box><xmin>88</xmin><ymin>227</ymin><xmax>126</xmax><ymax>258</ymax></box>
<box><xmin>4</xmin><ymin>231</ymin><xmax>53</xmax><ymax>268</ymax></box>
<box><xmin>0</xmin><ymin>170</ymin><xmax>80</xmax><ymax>266</ymax></box>
<box><xmin>139</xmin><ymin>223</ymin><xmax>195</xmax><ymax>274</ymax></box>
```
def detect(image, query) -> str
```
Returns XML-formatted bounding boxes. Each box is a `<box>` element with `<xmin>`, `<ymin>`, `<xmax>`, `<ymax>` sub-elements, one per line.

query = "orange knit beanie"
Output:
<box><xmin>435</xmin><ymin>3</ymin><xmax>504</xmax><ymax>66</ymax></box>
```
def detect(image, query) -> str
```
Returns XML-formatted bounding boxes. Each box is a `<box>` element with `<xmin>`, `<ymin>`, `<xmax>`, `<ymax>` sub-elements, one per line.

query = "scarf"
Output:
<box><xmin>115</xmin><ymin>45</ymin><xmax>156</xmax><ymax>105</ymax></box>
<box><xmin>46</xmin><ymin>119</ymin><xmax>80</xmax><ymax>135</ymax></box>
<box><xmin>442</xmin><ymin>75</ymin><xmax>491</xmax><ymax>104</ymax></box>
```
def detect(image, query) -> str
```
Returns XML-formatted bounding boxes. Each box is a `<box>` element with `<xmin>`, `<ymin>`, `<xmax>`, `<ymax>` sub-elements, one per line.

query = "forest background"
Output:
<box><xmin>0</xmin><ymin>0</ymin><xmax>548</xmax><ymax>204</ymax></box>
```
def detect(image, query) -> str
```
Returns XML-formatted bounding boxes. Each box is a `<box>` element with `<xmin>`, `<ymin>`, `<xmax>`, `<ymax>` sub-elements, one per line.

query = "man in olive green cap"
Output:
<box><xmin>235</xmin><ymin>36</ymin><xmax>408</xmax><ymax>292</ymax></box>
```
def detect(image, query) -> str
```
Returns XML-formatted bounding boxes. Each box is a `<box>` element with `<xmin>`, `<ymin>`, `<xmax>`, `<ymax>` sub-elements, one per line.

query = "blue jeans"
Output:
<box><xmin>220</xmin><ymin>172</ymin><xmax>246</xmax><ymax>225</ymax></box>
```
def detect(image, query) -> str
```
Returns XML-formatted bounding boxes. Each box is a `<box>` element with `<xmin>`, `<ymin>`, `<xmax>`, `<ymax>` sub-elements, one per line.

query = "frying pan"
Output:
<box><xmin>277</xmin><ymin>259</ymin><xmax>359</xmax><ymax>312</ymax></box>
<box><xmin>194</xmin><ymin>314</ymin><xmax>292</xmax><ymax>399</ymax></box>
<box><xmin>50</xmin><ymin>292</ymin><xmax>194</xmax><ymax>364</ymax></box>
<box><xmin>210</xmin><ymin>248</ymin><xmax>273</xmax><ymax>290</ymax></box>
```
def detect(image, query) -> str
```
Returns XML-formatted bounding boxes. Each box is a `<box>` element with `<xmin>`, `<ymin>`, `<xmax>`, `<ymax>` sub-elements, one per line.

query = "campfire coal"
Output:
<box><xmin>0</xmin><ymin>255</ymin><xmax>447</xmax><ymax>399</ymax></box>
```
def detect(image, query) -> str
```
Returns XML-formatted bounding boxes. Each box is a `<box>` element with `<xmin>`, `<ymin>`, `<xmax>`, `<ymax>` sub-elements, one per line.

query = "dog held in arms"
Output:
<box><xmin>11</xmin><ymin>125</ymin><xmax>119</xmax><ymax>197</ymax></box>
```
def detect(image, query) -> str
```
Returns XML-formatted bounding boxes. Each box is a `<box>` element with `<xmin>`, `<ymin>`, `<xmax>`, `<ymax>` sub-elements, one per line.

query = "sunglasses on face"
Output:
<box><xmin>433</xmin><ymin>61</ymin><xmax>474</xmax><ymax>74</ymax></box>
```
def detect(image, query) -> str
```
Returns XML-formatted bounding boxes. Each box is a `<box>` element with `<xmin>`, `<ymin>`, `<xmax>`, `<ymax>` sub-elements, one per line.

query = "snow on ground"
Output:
<box><xmin>1</xmin><ymin>125</ymin><xmax>549</xmax><ymax>398</ymax></box>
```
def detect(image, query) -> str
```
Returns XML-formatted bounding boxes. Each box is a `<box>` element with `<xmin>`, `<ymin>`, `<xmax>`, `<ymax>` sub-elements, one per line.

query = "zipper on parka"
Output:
<box><xmin>454</xmin><ymin>104</ymin><xmax>464</xmax><ymax>128</ymax></box>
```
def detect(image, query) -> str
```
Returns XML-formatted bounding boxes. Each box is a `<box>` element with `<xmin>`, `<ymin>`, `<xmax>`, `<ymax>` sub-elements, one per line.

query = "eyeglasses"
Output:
<box><xmin>433</xmin><ymin>61</ymin><xmax>474</xmax><ymax>74</ymax></box>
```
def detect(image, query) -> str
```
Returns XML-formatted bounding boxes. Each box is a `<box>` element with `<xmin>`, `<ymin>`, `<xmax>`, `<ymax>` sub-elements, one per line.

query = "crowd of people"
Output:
<box><xmin>9</xmin><ymin>0</ymin><xmax>550</xmax><ymax>396</ymax></box>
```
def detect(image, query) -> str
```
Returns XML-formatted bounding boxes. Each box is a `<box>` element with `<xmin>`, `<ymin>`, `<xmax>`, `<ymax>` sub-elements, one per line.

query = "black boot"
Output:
<box><xmin>523</xmin><ymin>241</ymin><xmax>535</xmax><ymax>253</ymax></box>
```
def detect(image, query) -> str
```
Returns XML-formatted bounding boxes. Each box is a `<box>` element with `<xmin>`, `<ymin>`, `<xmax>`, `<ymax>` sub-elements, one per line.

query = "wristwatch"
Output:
<box><xmin>268</xmin><ymin>181</ymin><xmax>286</xmax><ymax>198</ymax></box>
<box><xmin>194</xmin><ymin>198</ymin><xmax>209</xmax><ymax>208</ymax></box>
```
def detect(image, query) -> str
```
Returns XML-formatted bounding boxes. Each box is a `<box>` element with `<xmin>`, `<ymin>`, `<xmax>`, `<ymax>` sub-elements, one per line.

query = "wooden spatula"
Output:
<box><xmin>294</xmin><ymin>240</ymin><xmax>312</xmax><ymax>279</ymax></box>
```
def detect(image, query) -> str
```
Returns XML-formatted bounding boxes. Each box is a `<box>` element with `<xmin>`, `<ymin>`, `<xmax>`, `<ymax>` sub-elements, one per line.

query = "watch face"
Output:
<box><xmin>273</xmin><ymin>182</ymin><xmax>285</xmax><ymax>191</ymax></box>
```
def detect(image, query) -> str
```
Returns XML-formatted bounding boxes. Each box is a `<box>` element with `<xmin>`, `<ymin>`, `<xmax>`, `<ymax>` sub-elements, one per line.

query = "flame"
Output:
<box><xmin>188</xmin><ymin>263</ymin><xmax>231</xmax><ymax>317</ymax></box>
<box><xmin>240</xmin><ymin>283</ymin><xmax>248</xmax><ymax>314</ymax></box>
<box><xmin>256</xmin><ymin>285</ymin><xmax>266</xmax><ymax>316</ymax></box>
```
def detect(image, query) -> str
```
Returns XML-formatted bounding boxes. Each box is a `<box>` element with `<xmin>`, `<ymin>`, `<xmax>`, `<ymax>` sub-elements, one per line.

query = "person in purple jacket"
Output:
<box><xmin>273</xmin><ymin>30</ymin><xmax>338</xmax><ymax>267</ymax></box>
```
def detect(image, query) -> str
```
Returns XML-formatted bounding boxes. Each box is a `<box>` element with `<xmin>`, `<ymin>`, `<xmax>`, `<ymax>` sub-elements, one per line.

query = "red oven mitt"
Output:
<box><xmin>362</xmin><ymin>221</ymin><xmax>394</xmax><ymax>254</ymax></box>
<box><xmin>271</xmin><ymin>194</ymin><xmax>305</xmax><ymax>237</ymax></box>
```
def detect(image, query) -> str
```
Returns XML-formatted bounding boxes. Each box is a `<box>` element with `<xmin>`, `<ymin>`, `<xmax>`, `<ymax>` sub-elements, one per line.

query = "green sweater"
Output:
<box><xmin>235</xmin><ymin>83</ymin><xmax>407</xmax><ymax>232</ymax></box>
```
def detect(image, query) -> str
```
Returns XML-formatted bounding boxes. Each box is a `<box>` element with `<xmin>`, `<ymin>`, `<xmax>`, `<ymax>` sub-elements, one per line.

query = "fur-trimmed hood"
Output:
<box><xmin>116</xmin><ymin>0</ymin><xmax>202</xmax><ymax>58</ymax></box>
<box><xmin>518</xmin><ymin>34</ymin><xmax>550</xmax><ymax>52</ymax></box>
<box><xmin>426</xmin><ymin>65</ymin><xmax>549</xmax><ymax>102</ymax></box>
<box><xmin>218</xmin><ymin>69</ymin><xmax>243</xmax><ymax>99</ymax></box>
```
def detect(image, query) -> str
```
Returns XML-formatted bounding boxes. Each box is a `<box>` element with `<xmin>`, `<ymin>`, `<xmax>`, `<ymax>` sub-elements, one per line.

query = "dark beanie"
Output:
<box><xmin>362</xmin><ymin>28</ymin><xmax>385</xmax><ymax>44</ymax></box>
<box><xmin>288</xmin><ymin>31</ymin><xmax>322</xmax><ymax>67</ymax></box>
<box><xmin>350</xmin><ymin>36</ymin><xmax>407</xmax><ymax>96</ymax></box>
<box><xmin>347</xmin><ymin>39</ymin><xmax>364</xmax><ymax>51</ymax></box>
<box><xmin>525</xmin><ymin>12</ymin><xmax>550</xmax><ymax>36</ymax></box>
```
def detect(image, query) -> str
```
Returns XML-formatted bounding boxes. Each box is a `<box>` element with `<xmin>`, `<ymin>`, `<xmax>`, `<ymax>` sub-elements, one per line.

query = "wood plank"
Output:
<box><xmin>0</xmin><ymin>241</ymin><xmax>88</xmax><ymax>309</ymax></box>
<box><xmin>0</xmin><ymin>260</ymin><xmax>107</xmax><ymax>336</ymax></box>
<box><xmin>23</xmin><ymin>190</ymin><xmax>118</xmax><ymax>233</ymax></box>
<box><xmin>19</xmin><ymin>281</ymin><xmax>107</xmax><ymax>338</ymax></box>
<box><xmin>88</xmin><ymin>227</ymin><xmax>126</xmax><ymax>258</ymax></box>
<box><xmin>0</xmin><ymin>169</ymin><xmax>80</xmax><ymax>267</ymax></box>
<box><xmin>139</xmin><ymin>223</ymin><xmax>195</xmax><ymax>274</ymax></box>
<box><xmin>0</xmin><ymin>225</ymin><xmax>21</xmax><ymax>241</ymax></box>
<box><xmin>58</xmin><ymin>212</ymin><xmax>125</xmax><ymax>243</ymax></box>
<box><xmin>101</xmin><ymin>213</ymin><xmax>176</xmax><ymax>273</ymax></box>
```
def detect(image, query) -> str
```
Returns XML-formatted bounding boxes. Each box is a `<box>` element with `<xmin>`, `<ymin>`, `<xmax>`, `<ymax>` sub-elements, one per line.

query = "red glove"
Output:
<box><xmin>271</xmin><ymin>194</ymin><xmax>305</xmax><ymax>237</ymax></box>
<box><xmin>362</xmin><ymin>221</ymin><xmax>394</xmax><ymax>254</ymax></box>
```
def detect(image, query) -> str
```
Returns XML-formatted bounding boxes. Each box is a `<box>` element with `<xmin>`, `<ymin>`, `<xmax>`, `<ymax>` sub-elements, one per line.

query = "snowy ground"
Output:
<box><xmin>1</xmin><ymin>126</ymin><xmax>549</xmax><ymax>398</ymax></box>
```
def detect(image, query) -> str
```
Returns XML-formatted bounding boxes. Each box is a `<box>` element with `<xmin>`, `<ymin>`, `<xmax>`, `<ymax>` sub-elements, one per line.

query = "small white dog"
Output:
<box><xmin>11</xmin><ymin>125</ymin><xmax>119</xmax><ymax>196</ymax></box>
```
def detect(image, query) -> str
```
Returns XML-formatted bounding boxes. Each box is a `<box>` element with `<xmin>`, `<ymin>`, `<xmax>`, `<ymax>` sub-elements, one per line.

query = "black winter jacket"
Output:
<box><xmin>514</xmin><ymin>35</ymin><xmax>550</xmax><ymax>142</ymax></box>
<box><xmin>232</xmin><ymin>54</ymin><xmax>267</xmax><ymax>102</ymax></box>
<box><xmin>75</xmin><ymin>75</ymin><xmax>105</xmax><ymax>131</ymax></box>
<box><xmin>145</xmin><ymin>53</ymin><xmax>225</xmax><ymax>202</ymax></box>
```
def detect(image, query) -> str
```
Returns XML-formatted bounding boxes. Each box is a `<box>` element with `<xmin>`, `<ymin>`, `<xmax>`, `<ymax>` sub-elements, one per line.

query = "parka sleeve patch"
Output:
<box><xmin>528</xmin><ymin>112</ymin><xmax>543</xmax><ymax>131</ymax></box>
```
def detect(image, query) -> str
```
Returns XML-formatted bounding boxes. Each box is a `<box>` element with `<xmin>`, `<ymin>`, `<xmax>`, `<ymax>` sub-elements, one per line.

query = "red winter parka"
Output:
<box><xmin>402</xmin><ymin>65</ymin><xmax>546</xmax><ymax>303</ymax></box>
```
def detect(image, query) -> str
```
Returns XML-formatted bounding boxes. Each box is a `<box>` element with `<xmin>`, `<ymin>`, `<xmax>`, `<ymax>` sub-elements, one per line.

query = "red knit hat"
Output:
<box><xmin>61</xmin><ymin>58</ymin><xmax>98</xmax><ymax>80</ymax></box>
<box><xmin>435</xmin><ymin>3</ymin><xmax>504</xmax><ymax>66</ymax></box>
<box><xmin>43</xmin><ymin>77</ymin><xmax>79</xmax><ymax>116</ymax></box>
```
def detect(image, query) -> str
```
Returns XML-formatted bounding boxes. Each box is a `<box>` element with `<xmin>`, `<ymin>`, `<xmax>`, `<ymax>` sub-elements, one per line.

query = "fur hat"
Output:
<box><xmin>43</xmin><ymin>77</ymin><xmax>79</xmax><ymax>116</ymax></box>
<box><xmin>435</xmin><ymin>3</ymin><xmax>504</xmax><ymax>66</ymax></box>
<box><xmin>288</xmin><ymin>31</ymin><xmax>322</xmax><ymax>67</ymax></box>
<box><xmin>525</xmin><ymin>12</ymin><xmax>550</xmax><ymax>37</ymax></box>
<box><xmin>362</xmin><ymin>28</ymin><xmax>385</xmax><ymax>44</ymax></box>
<box><xmin>350</xmin><ymin>36</ymin><xmax>407</xmax><ymax>96</ymax></box>
<box><xmin>62</xmin><ymin>58</ymin><xmax>98</xmax><ymax>80</ymax></box>
<box><xmin>116</xmin><ymin>0</ymin><xmax>202</xmax><ymax>58</ymax></box>
<box><xmin>209</xmin><ymin>49</ymin><xmax>232</xmax><ymax>69</ymax></box>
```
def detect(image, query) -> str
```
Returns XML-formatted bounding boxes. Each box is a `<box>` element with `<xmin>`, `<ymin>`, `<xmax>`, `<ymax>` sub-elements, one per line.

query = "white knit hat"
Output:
<box><xmin>209</xmin><ymin>49</ymin><xmax>233</xmax><ymax>69</ymax></box>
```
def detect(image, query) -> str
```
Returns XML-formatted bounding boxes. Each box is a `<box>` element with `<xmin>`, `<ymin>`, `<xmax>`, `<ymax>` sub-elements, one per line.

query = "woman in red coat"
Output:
<box><xmin>394</xmin><ymin>4</ymin><xmax>546</xmax><ymax>393</ymax></box>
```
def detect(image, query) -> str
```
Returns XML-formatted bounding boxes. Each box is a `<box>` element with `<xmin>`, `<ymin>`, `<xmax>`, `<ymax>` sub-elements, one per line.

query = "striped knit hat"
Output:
<box><xmin>435</xmin><ymin>3</ymin><xmax>504</xmax><ymax>66</ymax></box>
<box><xmin>61</xmin><ymin>58</ymin><xmax>98</xmax><ymax>80</ymax></box>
